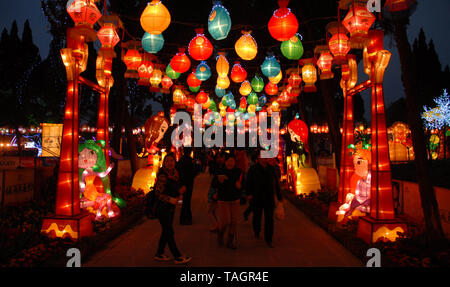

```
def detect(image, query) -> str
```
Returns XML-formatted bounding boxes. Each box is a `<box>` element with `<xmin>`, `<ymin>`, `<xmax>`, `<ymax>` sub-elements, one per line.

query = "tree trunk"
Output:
<box><xmin>319</xmin><ymin>78</ymin><xmax>341</xmax><ymax>170</ymax></box>
<box><xmin>394</xmin><ymin>21</ymin><xmax>445</xmax><ymax>243</ymax></box>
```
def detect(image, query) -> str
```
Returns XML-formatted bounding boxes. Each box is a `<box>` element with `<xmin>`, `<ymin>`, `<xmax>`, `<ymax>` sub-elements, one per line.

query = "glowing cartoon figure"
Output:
<box><xmin>287</xmin><ymin>119</ymin><xmax>309</xmax><ymax>168</ymax></box>
<box><xmin>337</xmin><ymin>145</ymin><xmax>371</xmax><ymax>220</ymax></box>
<box><xmin>144</xmin><ymin>111</ymin><xmax>169</xmax><ymax>165</ymax></box>
<box><xmin>79</xmin><ymin>140</ymin><xmax>125</xmax><ymax>220</ymax></box>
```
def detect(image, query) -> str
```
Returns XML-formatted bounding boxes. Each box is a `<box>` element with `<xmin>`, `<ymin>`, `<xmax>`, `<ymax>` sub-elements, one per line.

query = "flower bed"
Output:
<box><xmin>282</xmin><ymin>187</ymin><xmax>450</xmax><ymax>267</ymax></box>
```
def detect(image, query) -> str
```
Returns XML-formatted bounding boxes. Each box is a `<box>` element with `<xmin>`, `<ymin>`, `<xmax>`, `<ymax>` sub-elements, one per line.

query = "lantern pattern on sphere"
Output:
<box><xmin>140</xmin><ymin>0</ymin><xmax>171</xmax><ymax>34</ymax></box>
<box><xmin>67</xmin><ymin>0</ymin><xmax>102</xmax><ymax>27</ymax></box>
<box><xmin>150</xmin><ymin>68</ymin><xmax>162</xmax><ymax>87</ymax></box>
<box><xmin>235</xmin><ymin>31</ymin><xmax>258</xmax><ymax>61</ymax></box>
<box><xmin>215</xmin><ymin>85</ymin><xmax>226</xmax><ymax>97</ymax></box>
<box><xmin>317</xmin><ymin>51</ymin><xmax>334</xmax><ymax>80</ymax></box>
<box><xmin>189</xmin><ymin>85</ymin><xmax>200</xmax><ymax>93</ymax></box>
<box><xmin>123</xmin><ymin>48</ymin><xmax>142</xmax><ymax>79</ymax></box>
<box><xmin>280</xmin><ymin>34</ymin><xmax>304</xmax><ymax>60</ymax></box>
<box><xmin>166</xmin><ymin>64</ymin><xmax>181</xmax><ymax>80</ymax></box>
<box><xmin>137</xmin><ymin>55</ymin><xmax>154</xmax><ymax>86</ymax></box>
<box><xmin>187</xmin><ymin>70</ymin><xmax>201</xmax><ymax>88</ymax></box>
<box><xmin>342</xmin><ymin>2</ymin><xmax>376</xmax><ymax>48</ymax></box>
<box><xmin>300</xmin><ymin>58</ymin><xmax>317</xmax><ymax>93</ymax></box>
<box><xmin>269</xmin><ymin>71</ymin><xmax>282</xmax><ymax>85</ymax></box>
<box><xmin>170</xmin><ymin>48</ymin><xmax>191</xmax><ymax>73</ymax></box>
<box><xmin>265</xmin><ymin>82</ymin><xmax>278</xmax><ymax>96</ymax></box>
<box><xmin>268</xmin><ymin>0</ymin><xmax>299</xmax><ymax>41</ymax></box>
<box><xmin>217</xmin><ymin>75</ymin><xmax>230</xmax><ymax>89</ymax></box>
<box><xmin>216</xmin><ymin>52</ymin><xmax>229</xmax><ymax>77</ymax></box>
<box><xmin>97</xmin><ymin>23</ymin><xmax>120</xmax><ymax>48</ymax></box>
<box><xmin>142</xmin><ymin>32</ymin><xmax>164</xmax><ymax>53</ymax></box>
<box><xmin>251</xmin><ymin>75</ymin><xmax>264</xmax><ymax>92</ymax></box>
<box><xmin>239</xmin><ymin>80</ymin><xmax>252</xmax><ymax>96</ymax></box>
<box><xmin>261</xmin><ymin>56</ymin><xmax>281</xmax><ymax>78</ymax></box>
<box><xmin>208</xmin><ymin>1</ymin><xmax>232</xmax><ymax>40</ymax></box>
<box><xmin>231</xmin><ymin>62</ymin><xmax>247</xmax><ymax>83</ymax></box>
<box><xmin>196</xmin><ymin>61</ymin><xmax>212</xmax><ymax>81</ymax></box>
<box><xmin>288</xmin><ymin>72</ymin><xmax>302</xmax><ymax>87</ymax></box>
<box><xmin>329</xmin><ymin>33</ymin><xmax>351</xmax><ymax>65</ymax></box>
<box><xmin>188</xmin><ymin>28</ymin><xmax>213</xmax><ymax>61</ymax></box>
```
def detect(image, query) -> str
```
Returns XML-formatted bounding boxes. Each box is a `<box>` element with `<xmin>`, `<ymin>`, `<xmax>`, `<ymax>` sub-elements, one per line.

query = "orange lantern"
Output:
<box><xmin>123</xmin><ymin>47</ymin><xmax>142</xmax><ymax>78</ymax></box>
<box><xmin>231</xmin><ymin>61</ymin><xmax>247</xmax><ymax>83</ymax></box>
<box><xmin>317</xmin><ymin>51</ymin><xmax>334</xmax><ymax>80</ymax></box>
<box><xmin>188</xmin><ymin>28</ymin><xmax>213</xmax><ymax>61</ymax></box>
<box><xmin>342</xmin><ymin>2</ymin><xmax>376</xmax><ymax>48</ymax></box>
<box><xmin>268</xmin><ymin>0</ymin><xmax>299</xmax><ymax>41</ymax></box>
<box><xmin>170</xmin><ymin>48</ymin><xmax>191</xmax><ymax>73</ymax></box>
<box><xmin>216</xmin><ymin>52</ymin><xmax>229</xmax><ymax>77</ymax></box>
<box><xmin>217</xmin><ymin>75</ymin><xmax>230</xmax><ymax>89</ymax></box>
<box><xmin>97</xmin><ymin>23</ymin><xmax>120</xmax><ymax>49</ymax></box>
<box><xmin>235</xmin><ymin>30</ymin><xmax>258</xmax><ymax>61</ymax></box>
<box><xmin>187</xmin><ymin>70</ymin><xmax>201</xmax><ymax>87</ymax></box>
<box><xmin>327</xmin><ymin>22</ymin><xmax>350</xmax><ymax>65</ymax></box>
<box><xmin>288</xmin><ymin>72</ymin><xmax>302</xmax><ymax>88</ymax></box>
<box><xmin>150</xmin><ymin>68</ymin><xmax>162</xmax><ymax>87</ymax></box>
<box><xmin>140</xmin><ymin>0</ymin><xmax>171</xmax><ymax>34</ymax></box>
<box><xmin>269</xmin><ymin>70</ymin><xmax>283</xmax><ymax>84</ymax></box>
<box><xmin>300</xmin><ymin>58</ymin><xmax>317</xmax><ymax>93</ymax></box>
<box><xmin>67</xmin><ymin>0</ymin><xmax>102</xmax><ymax>27</ymax></box>
<box><xmin>265</xmin><ymin>82</ymin><xmax>278</xmax><ymax>96</ymax></box>
<box><xmin>239</xmin><ymin>80</ymin><xmax>252</xmax><ymax>96</ymax></box>
<box><xmin>173</xmin><ymin>86</ymin><xmax>184</xmax><ymax>104</ymax></box>
<box><xmin>161</xmin><ymin>75</ymin><xmax>173</xmax><ymax>89</ymax></box>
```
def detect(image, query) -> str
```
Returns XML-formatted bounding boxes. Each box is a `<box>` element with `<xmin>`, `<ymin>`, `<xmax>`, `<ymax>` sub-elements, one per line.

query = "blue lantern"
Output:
<box><xmin>261</xmin><ymin>56</ymin><xmax>280</xmax><ymax>78</ymax></box>
<box><xmin>195</xmin><ymin>61</ymin><xmax>212</xmax><ymax>81</ymax></box>
<box><xmin>142</xmin><ymin>32</ymin><xmax>164</xmax><ymax>54</ymax></box>
<box><xmin>208</xmin><ymin>1</ymin><xmax>231</xmax><ymax>40</ymax></box>
<box><xmin>255</xmin><ymin>104</ymin><xmax>262</xmax><ymax>112</ymax></box>
<box><xmin>215</xmin><ymin>85</ymin><xmax>226</xmax><ymax>97</ymax></box>
<box><xmin>258</xmin><ymin>95</ymin><xmax>267</xmax><ymax>106</ymax></box>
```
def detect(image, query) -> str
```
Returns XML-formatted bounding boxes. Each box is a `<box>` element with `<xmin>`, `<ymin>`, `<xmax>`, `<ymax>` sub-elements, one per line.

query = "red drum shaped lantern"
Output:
<box><xmin>123</xmin><ymin>44</ymin><xmax>142</xmax><ymax>79</ymax></box>
<box><xmin>268</xmin><ymin>0</ymin><xmax>299</xmax><ymax>41</ymax></box>
<box><xmin>97</xmin><ymin>23</ymin><xmax>120</xmax><ymax>49</ymax></box>
<box><xmin>288</xmin><ymin>72</ymin><xmax>302</xmax><ymax>88</ymax></box>
<box><xmin>188</xmin><ymin>28</ymin><xmax>213</xmax><ymax>61</ymax></box>
<box><xmin>66</xmin><ymin>0</ymin><xmax>102</xmax><ymax>27</ymax></box>
<box><xmin>137</xmin><ymin>54</ymin><xmax>154</xmax><ymax>86</ymax></box>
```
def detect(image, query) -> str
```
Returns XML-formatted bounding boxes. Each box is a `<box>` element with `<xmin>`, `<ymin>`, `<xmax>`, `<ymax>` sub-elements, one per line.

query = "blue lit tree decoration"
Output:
<box><xmin>422</xmin><ymin>89</ymin><xmax>450</xmax><ymax>130</ymax></box>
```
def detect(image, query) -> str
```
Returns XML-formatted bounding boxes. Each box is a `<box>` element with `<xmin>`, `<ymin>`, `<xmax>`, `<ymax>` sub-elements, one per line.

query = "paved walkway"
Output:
<box><xmin>85</xmin><ymin>172</ymin><xmax>362</xmax><ymax>267</ymax></box>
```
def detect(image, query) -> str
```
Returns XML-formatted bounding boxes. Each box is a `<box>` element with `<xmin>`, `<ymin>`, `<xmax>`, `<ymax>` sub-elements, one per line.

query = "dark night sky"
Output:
<box><xmin>0</xmin><ymin>0</ymin><xmax>449</xmax><ymax>120</ymax></box>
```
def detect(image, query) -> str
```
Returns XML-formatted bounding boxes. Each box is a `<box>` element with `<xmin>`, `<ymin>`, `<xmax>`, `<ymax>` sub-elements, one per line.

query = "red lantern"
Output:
<box><xmin>288</xmin><ymin>72</ymin><xmax>302</xmax><ymax>88</ymax></box>
<box><xmin>137</xmin><ymin>55</ymin><xmax>154</xmax><ymax>86</ymax></box>
<box><xmin>67</xmin><ymin>0</ymin><xmax>102</xmax><ymax>27</ymax></box>
<box><xmin>385</xmin><ymin>0</ymin><xmax>416</xmax><ymax>12</ymax></box>
<box><xmin>342</xmin><ymin>2</ymin><xmax>376</xmax><ymax>47</ymax></box>
<box><xmin>268</xmin><ymin>0</ymin><xmax>299</xmax><ymax>41</ymax></box>
<box><xmin>265</xmin><ymin>82</ymin><xmax>278</xmax><ymax>96</ymax></box>
<box><xmin>239</xmin><ymin>97</ymin><xmax>248</xmax><ymax>109</ymax></box>
<box><xmin>317</xmin><ymin>51</ymin><xmax>334</xmax><ymax>80</ymax></box>
<box><xmin>97</xmin><ymin>23</ymin><xmax>120</xmax><ymax>49</ymax></box>
<box><xmin>123</xmin><ymin>48</ymin><xmax>142</xmax><ymax>78</ymax></box>
<box><xmin>196</xmin><ymin>91</ymin><xmax>208</xmax><ymax>104</ymax></box>
<box><xmin>187</xmin><ymin>70</ymin><xmax>201</xmax><ymax>87</ymax></box>
<box><xmin>231</xmin><ymin>61</ymin><xmax>247</xmax><ymax>83</ymax></box>
<box><xmin>170</xmin><ymin>48</ymin><xmax>191</xmax><ymax>73</ymax></box>
<box><xmin>188</xmin><ymin>28</ymin><xmax>213</xmax><ymax>61</ymax></box>
<box><xmin>328</xmin><ymin>33</ymin><xmax>350</xmax><ymax>65</ymax></box>
<box><xmin>161</xmin><ymin>75</ymin><xmax>173</xmax><ymax>89</ymax></box>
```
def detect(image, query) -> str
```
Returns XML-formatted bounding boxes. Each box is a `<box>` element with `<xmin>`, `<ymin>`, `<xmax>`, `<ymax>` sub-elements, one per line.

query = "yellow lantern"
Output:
<box><xmin>235</xmin><ymin>30</ymin><xmax>258</xmax><ymax>61</ymax></box>
<box><xmin>239</xmin><ymin>80</ymin><xmax>252</xmax><ymax>96</ymax></box>
<box><xmin>247</xmin><ymin>104</ymin><xmax>256</xmax><ymax>114</ymax></box>
<box><xmin>269</xmin><ymin>70</ymin><xmax>282</xmax><ymax>84</ymax></box>
<box><xmin>140</xmin><ymin>0</ymin><xmax>171</xmax><ymax>35</ymax></box>
<box><xmin>216</xmin><ymin>52</ymin><xmax>229</xmax><ymax>77</ymax></box>
<box><xmin>300</xmin><ymin>58</ymin><xmax>317</xmax><ymax>93</ymax></box>
<box><xmin>217</xmin><ymin>75</ymin><xmax>230</xmax><ymax>89</ymax></box>
<box><xmin>220</xmin><ymin>109</ymin><xmax>227</xmax><ymax>117</ymax></box>
<box><xmin>173</xmin><ymin>86</ymin><xmax>184</xmax><ymax>104</ymax></box>
<box><xmin>150</xmin><ymin>68</ymin><xmax>162</xmax><ymax>87</ymax></box>
<box><xmin>271</xmin><ymin>100</ymin><xmax>280</xmax><ymax>112</ymax></box>
<box><xmin>219</xmin><ymin>102</ymin><xmax>226</xmax><ymax>111</ymax></box>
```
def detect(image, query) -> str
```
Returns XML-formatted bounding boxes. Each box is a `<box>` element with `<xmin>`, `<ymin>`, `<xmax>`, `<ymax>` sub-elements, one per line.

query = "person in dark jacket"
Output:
<box><xmin>154</xmin><ymin>153</ymin><xmax>191</xmax><ymax>264</ymax></box>
<box><xmin>245</xmin><ymin>152</ymin><xmax>283</xmax><ymax>248</ymax></box>
<box><xmin>211</xmin><ymin>153</ymin><xmax>243</xmax><ymax>249</ymax></box>
<box><xmin>176</xmin><ymin>147</ymin><xmax>198</xmax><ymax>225</ymax></box>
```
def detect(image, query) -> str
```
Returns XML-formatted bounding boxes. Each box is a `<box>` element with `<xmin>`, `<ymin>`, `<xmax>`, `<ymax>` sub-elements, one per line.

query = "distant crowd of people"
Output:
<box><xmin>149</xmin><ymin>147</ymin><xmax>283</xmax><ymax>264</ymax></box>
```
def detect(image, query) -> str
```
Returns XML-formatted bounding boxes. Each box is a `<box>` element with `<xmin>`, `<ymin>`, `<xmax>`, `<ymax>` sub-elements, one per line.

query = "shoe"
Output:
<box><xmin>174</xmin><ymin>256</ymin><xmax>192</xmax><ymax>264</ymax></box>
<box><xmin>154</xmin><ymin>254</ymin><xmax>171</xmax><ymax>261</ymax></box>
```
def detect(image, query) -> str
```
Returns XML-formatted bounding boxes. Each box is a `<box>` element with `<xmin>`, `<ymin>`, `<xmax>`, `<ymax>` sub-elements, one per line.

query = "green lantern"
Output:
<box><xmin>280</xmin><ymin>34</ymin><xmax>304</xmax><ymax>60</ymax></box>
<box><xmin>189</xmin><ymin>85</ymin><xmax>201</xmax><ymax>93</ymax></box>
<box><xmin>251</xmin><ymin>75</ymin><xmax>264</xmax><ymax>92</ymax></box>
<box><xmin>166</xmin><ymin>64</ymin><xmax>181</xmax><ymax>80</ymax></box>
<box><xmin>247</xmin><ymin>91</ymin><xmax>258</xmax><ymax>105</ymax></box>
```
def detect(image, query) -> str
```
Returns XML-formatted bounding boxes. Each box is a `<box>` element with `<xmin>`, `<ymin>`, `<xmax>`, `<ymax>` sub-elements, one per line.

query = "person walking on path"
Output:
<box><xmin>207</xmin><ymin>151</ymin><xmax>226</xmax><ymax>232</ymax></box>
<box><xmin>177</xmin><ymin>147</ymin><xmax>198</xmax><ymax>225</ymax></box>
<box><xmin>211</xmin><ymin>153</ymin><xmax>243</xmax><ymax>249</ymax></box>
<box><xmin>154</xmin><ymin>153</ymin><xmax>191</xmax><ymax>264</ymax></box>
<box><xmin>246</xmin><ymin>152</ymin><xmax>283</xmax><ymax>248</ymax></box>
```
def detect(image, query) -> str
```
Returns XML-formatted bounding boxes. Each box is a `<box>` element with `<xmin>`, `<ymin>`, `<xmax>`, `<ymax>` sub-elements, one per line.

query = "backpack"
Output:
<box><xmin>144</xmin><ymin>187</ymin><xmax>159</xmax><ymax>219</ymax></box>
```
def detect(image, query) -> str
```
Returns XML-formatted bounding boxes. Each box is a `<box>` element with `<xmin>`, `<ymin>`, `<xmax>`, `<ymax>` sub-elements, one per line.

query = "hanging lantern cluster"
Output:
<box><xmin>208</xmin><ymin>1</ymin><xmax>232</xmax><ymax>40</ymax></box>
<box><xmin>235</xmin><ymin>31</ymin><xmax>258</xmax><ymax>61</ymax></box>
<box><xmin>342</xmin><ymin>1</ymin><xmax>376</xmax><ymax>48</ymax></box>
<box><xmin>170</xmin><ymin>48</ymin><xmax>191</xmax><ymax>73</ymax></box>
<box><xmin>188</xmin><ymin>28</ymin><xmax>213</xmax><ymax>61</ymax></box>
<box><xmin>327</xmin><ymin>22</ymin><xmax>351</xmax><ymax>65</ymax></box>
<box><xmin>142</xmin><ymin>32</ymin><xmax>164</xmax><ymax>53</ymax></box>
<box><xmin>140</xmin><ymin>0</ymin><xmax>171</xmax><ymax>35</ymax></box>
<box><xmin>280</xmin><ymin>34</ymin><xmax>304</xmax><ymax>60</ymax></box>
<box><xmin>268</xmin><ymin>0</ymin><xmax>299</xmax><ymax>41</ymax></box>
<box><xmin>300</xmin><ymin>58</ymin><xmax>317</xmax><ymax>93</ymax></box>
<box><xmin>231</xmin><ymin>62</ymin><xmax>247</xmax><ymax>83</ymax></box>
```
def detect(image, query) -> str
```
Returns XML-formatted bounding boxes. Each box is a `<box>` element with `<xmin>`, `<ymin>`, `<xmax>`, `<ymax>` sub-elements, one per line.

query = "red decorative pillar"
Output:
<box><xmin>338</xmin><ymin>88</ymin><xmax>354</xmax><ymax>204</ymax></box>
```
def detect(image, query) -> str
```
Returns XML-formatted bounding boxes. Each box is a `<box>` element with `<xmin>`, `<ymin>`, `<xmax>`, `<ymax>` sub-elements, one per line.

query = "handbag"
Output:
<box><xmin>274</xmin><ymin>201</ymin><xmax>285</xmax><ymax>220</ymax></box>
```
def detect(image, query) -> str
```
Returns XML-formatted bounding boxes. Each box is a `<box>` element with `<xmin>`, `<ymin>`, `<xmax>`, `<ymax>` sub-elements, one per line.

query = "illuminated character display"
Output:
<box><xmin>287</xmin><ymin>119</ymin><xmax>309</xmax><ymax>167</ymax></box>
<box><xmin>337</xmin><ymin>144</ymin><xmax>372</xmax><ymax>221</ymax></box>
<box><xmin>132</xmin><ymin>112</ymin><xmax>170</xmax><ymax>193</ymax></box>
<box><xmin>78</xmin><ymin>140</ymin><xmax>125</xmax><ymax>221</ymax></box>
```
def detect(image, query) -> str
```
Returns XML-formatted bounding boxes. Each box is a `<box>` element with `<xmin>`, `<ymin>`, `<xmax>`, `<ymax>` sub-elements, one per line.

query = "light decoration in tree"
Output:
<box><xmin>268</xmin><ymin>0</ymin><xmax>299</xmax><ymax>41</ymax></box>
<box><xmin>422</xmin><ymin>89</ymin><xmax>450</xmax><ymax>130</ymax></box>
<box><xmin>208</xmin><ymin>1</ymin><xmax>232</xmax><ymax>40</ymax></box>
<box><xmin>188</xmin><ymin>28</ymin><xmax>214</xmax><ymax>61</ymax></box>
<box><xmin>140</xmin><ymin>0</ymin><xmax>171</xmax><ymax>34</ymax></box>
<box><xmin>235</xmin><ymin>31</ymin><xmax>258</xmax><ymax>61</ymax></box>
<box><xmin>142</xmin><ymin>32</ymin><xmax>164</xmax><ymax>53</ymax></box>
